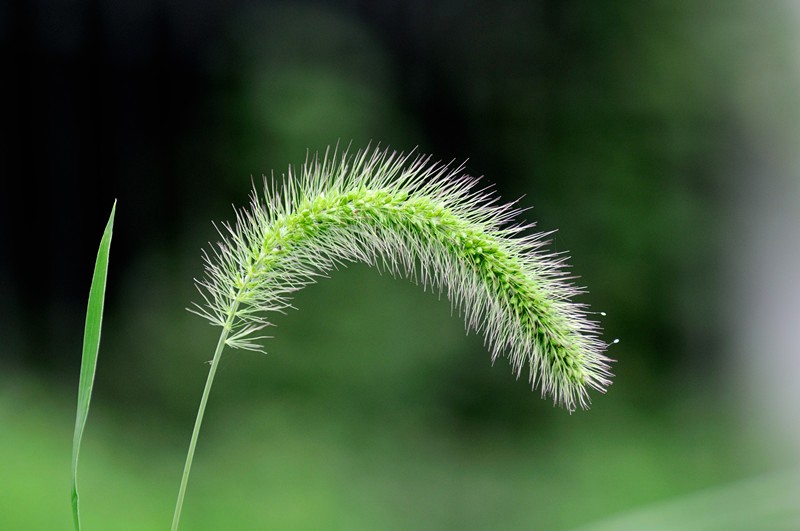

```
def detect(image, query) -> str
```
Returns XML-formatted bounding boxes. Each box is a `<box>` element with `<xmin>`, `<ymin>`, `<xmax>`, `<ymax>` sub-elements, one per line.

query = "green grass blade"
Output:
<box><xmin>71</xmin><ymin>200</ymin><xmax>116</xmax><ymax>531</ymax></box>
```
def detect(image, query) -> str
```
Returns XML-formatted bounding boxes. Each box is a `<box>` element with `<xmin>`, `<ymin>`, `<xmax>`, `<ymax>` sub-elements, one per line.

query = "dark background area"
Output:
<box><xmin>1</xmin><ymin>1</ymin><xmax>799</xmax><ymax>529</ymax></box>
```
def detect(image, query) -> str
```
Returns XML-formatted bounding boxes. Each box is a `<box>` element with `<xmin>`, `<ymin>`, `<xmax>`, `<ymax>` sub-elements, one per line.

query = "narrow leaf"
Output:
<box><xmin>71</xmin><ymin>200</ymin><xmax>116</xmax><ymax>531</ymax></box>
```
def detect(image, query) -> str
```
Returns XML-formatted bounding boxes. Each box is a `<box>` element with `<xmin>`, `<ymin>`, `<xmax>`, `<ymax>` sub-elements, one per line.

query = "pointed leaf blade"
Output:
<box><xmin>71</xmin><ymin>200</ymin><xmax>116</xmax><ymax>531</ymax></box>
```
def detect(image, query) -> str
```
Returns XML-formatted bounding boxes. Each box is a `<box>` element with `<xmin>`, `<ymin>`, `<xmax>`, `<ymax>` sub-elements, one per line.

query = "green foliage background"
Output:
<box><xmin>1</xmin><ymin>1</ymin><xmax>799</xmax><ymax>529</ymax></box>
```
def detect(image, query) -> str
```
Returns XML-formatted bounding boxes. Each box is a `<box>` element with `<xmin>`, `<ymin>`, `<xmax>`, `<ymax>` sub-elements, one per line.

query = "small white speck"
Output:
<box><xmin>600</xmin><ymin>311</ymin><xmax>607</xmax><ymax>316</ymax></box>
<box><xmin>612</xmin><ymin>338</ymin><xmax>619</xmax><ymax>344</ymax></box>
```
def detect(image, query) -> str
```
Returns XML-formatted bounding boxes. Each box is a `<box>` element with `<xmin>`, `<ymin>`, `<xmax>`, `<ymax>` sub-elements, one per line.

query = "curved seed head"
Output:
<box><xmin>191</xmin><ymin>146</ymin><xmax>614</xmax><ymax>411</ymax></box>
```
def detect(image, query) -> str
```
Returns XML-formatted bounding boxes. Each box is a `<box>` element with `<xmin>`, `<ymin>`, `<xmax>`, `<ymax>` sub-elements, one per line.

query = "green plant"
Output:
<box><xmin>173</xmin><ymin>146</ymin><xmax>611</xmax><ymax>529</ymax></box>
<box><xmin>72</xmin><ymin>201</ymin><xmax>115</xmax><ymax>531</ymax></box>
<box><xmin>73</xmin><ymin>146</ymin><xmax>612</xmax><ymax>531</ymax></box>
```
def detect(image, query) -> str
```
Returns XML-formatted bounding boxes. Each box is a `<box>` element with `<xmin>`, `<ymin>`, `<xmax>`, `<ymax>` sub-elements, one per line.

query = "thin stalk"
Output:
<box><xmin>170</xmin><ymin>315</ymin><xmax>233</xmax><ymax>531</ymax></box>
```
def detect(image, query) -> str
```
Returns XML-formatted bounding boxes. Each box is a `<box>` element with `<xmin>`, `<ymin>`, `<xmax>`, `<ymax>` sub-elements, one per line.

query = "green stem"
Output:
<box><xmin>170</xmin><ymin>320</ymin><xmax>232</xmax><ymax>531</ymax></box>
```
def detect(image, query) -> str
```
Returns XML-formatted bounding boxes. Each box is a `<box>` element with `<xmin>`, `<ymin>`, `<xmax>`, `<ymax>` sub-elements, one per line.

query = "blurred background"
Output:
<box><xmin>1</xmin><ymin>1</ymin><xmax>799</xmax><ymax>529</ymax></box>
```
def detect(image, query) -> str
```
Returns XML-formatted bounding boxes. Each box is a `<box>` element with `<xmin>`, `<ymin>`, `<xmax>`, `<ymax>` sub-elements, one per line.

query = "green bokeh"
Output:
<box><xmin>3</xmin><ymin>1</ymin><xmax>800</xmax><ymax>529</ymax></box>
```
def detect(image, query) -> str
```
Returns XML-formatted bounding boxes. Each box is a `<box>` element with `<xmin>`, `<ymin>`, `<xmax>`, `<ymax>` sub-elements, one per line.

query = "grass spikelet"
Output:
<box><xmin>195</xmin><ymin>146</ymin><xmax>612</xmax><ymax>408</ymax></box>
<box><xmin>173</xmin><ymin>145</ymin><xmax>612</xmax><ymax>530</ymax></box>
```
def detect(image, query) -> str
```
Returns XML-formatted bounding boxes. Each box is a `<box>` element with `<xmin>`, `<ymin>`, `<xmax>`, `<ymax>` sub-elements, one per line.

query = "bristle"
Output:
<box><xmin>193</xmin><ymin>146</ymin><xmax>613</xmax><ymax>410</ymax></box>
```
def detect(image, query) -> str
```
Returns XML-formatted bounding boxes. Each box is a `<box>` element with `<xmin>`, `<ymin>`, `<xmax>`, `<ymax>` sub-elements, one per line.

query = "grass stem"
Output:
<box><xmin>170</xmin><ymin>319</ymin><xmax>233</xmax><ymax>531</ymax></box>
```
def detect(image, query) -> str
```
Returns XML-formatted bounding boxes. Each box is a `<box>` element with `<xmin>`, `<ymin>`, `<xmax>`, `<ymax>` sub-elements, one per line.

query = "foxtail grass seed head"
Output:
<box><xmin>191</xmin><ymin>146</ymin><xmax>613</xmax><ymax>411</ymax></box>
